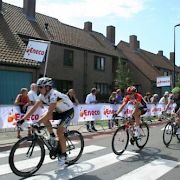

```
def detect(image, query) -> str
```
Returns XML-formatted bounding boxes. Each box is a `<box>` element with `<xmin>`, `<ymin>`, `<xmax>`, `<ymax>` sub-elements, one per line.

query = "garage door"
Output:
<box><xmin>0</xmin><ymin>70</ymin><xmax>32</xmax><ymax>104</ymax></box>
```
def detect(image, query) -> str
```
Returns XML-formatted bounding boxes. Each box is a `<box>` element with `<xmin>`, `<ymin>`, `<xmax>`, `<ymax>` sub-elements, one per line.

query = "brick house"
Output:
<box><xmin>0</xmin><ymin>0</ymin><xmax>118</xmax><ymax>104</ymax></box>
<box><xmin>116</xmin><ymin>35</ymin><xmax>180</xmax><ymax>95</ymax></box>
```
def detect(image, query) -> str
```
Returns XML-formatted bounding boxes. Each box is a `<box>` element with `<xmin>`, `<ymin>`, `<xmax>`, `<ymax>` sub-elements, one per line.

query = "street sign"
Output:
<box><xmin>156</xmin><ymin>76</ymin><xmax>171</xmax><ymax>87</ymax></box>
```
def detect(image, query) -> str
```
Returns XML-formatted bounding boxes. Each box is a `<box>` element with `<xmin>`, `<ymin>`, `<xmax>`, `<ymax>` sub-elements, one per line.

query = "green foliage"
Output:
<box><xmin>115</xmin><ymin>58</ymin><xmax>134</xmax><ymax>89</ymax></box>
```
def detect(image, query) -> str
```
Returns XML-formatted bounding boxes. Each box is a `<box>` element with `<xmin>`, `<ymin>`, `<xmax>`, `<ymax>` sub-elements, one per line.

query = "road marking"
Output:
<box><xmin>115</xmin><ymin>158</ymin><xmax>180</xmax><ymax>180</ymax></box>
<box><xmin>27</xmin><ymin>151</ymin><xmax>138</xmax><ymax>180</ymax></box>
<box><xmin>0</xmin><ymin>141</ymin><xmax>79</xmax><ymax>158</ymax></box>
<box><xmin>0</xmin><ymin>145</ymin><xmax>106</xmax><ymax>176</ymax></box>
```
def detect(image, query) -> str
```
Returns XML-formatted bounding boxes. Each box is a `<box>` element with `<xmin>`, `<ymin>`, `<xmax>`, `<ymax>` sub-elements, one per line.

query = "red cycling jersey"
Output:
<box><xmin>123</xmin><ymin>93</ymin><xmax>142</xmax><ymax>104</ymax></box>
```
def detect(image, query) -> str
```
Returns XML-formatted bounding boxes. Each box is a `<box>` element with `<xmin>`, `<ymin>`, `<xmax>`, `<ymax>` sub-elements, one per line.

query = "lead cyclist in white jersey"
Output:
<box><xmin>17</xmin><ymin>77</ymin><xmax>74</xmax><ymax>167</ymax></box>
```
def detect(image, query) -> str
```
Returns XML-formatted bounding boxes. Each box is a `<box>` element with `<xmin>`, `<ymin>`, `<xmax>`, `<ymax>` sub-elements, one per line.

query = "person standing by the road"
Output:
<box><xmin>67</xmin><ymin>89</ymin><xmax>79</xmax><ymax>105</ymax></box>
<box><xmin>108</xmin><ymin>91</ymin><xmax>117</xmax><ymax>129</ymax></box>
<box><xmin>14</xmin><ymin>88</ymin><xmax>31</xmax><ymax>138</ymax></box>
<box><xmin>85</xmin><ymin>88</ymin><xmax>98</xmax><ymax>132</ymax></box>
<box><xmin>28</xmin><ymin>83</ymin><xmax>38</xmax><ymax>105</ymax></box>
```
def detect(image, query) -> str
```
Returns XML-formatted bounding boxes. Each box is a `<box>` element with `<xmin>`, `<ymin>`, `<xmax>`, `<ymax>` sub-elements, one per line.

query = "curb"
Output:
<box><xmin>0</xmin><ymin>120</ymin><xmax>167</xmax><ymax>151</ymax></box>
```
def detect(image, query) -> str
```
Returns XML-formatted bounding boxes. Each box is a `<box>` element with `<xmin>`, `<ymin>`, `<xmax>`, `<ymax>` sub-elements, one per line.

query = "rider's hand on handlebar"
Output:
<box><xmin>112</xmin><ymin>113</ymin><xmax>118</xmax><ymax>118</ymax></box>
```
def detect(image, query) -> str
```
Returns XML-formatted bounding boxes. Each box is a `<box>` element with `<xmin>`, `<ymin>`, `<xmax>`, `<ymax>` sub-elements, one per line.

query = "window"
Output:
<box><xmin>54</xmin><ymin>80</ymin><xmax>73</xmax><ymax>93</ymax></box>
<box><xmin>94</xmin><ymin>56</ymin><xmax>105</xmax><ymax>71</ymax></box>
<box><xmin>95</xmin><ymin>82</ymin><xmax>109</xmax><ymax>95</ymax></box>
<box><xmin>163</xmin><ymin>71</ymin><xmax>169</xmax><ymax>76</ymax></box>
<box><xmin>64</xmin><ymin>49</ymin><xmax>74</xmax><ymax>66</ymax></box>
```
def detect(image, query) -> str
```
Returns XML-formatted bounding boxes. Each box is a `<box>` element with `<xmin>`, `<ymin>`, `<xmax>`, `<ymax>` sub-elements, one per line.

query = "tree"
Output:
<box><xmin>114</xmin><ymin>58</ymin><xmax>134</xmax><ymax>90</ymax></box>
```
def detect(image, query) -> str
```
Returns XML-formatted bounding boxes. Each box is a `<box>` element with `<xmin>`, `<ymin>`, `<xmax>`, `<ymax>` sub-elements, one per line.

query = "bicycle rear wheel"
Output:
<box><xmin>9</xmin><ymin>136</ymin><xmax>45</xmax><ymax>177</ymax></box>
<box><xmin>163</xmin><ymin>122</ymin><xmax>173</xmax><ymax>147</ymax></box>
<box><xmin>136</xmin><ymin>122</ymin><xmax>149</xmax><ymax>149</ymax></box>
<box><xmin>112</xmin><ymin>126</ymin><xmax>129</xmax><ymax>155</ymax></box>
<box><xmin>65</xmin><ymin>130</ymin><xmax>84</xmax><ymax>165</ymax></box>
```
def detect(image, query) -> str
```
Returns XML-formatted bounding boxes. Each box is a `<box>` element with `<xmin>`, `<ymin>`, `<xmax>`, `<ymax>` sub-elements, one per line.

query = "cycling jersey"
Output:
<box><xmin>39</xmin><ymin>89</ymin><xmax>74</xmax><ymax>113</ymax></box>
<box><xmin>123</xmin><ymin>93</ymin><xmax>143</xmax><ymax>104</ymax></box>
<box><xmin>123</xmin><ymin>93</ymin><xmax>147</xmax><ymax>115</ymax></box>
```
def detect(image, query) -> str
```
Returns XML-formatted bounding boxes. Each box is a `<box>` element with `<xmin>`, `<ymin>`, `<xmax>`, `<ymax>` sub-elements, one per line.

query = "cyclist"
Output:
<box><xmin>17</xmin><ymin>77</ymin><xmax>74</xmax><ymax>167</ymax></box>
<box><xmin>164</xmin><ymin>87</ymin><xmax>180</xmax><ymax>134</ymax></box>
<box><xmin>113</xmin><ymin>86</ymin><xmax>147</xmax><ymax>137</ymax></box>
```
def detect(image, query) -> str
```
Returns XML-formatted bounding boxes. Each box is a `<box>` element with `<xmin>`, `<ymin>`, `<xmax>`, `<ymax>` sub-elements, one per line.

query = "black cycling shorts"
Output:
<box><xmin>53</xmin><ymin>108</ymin><xmax>74</xmax><ymax>128</ymax></box>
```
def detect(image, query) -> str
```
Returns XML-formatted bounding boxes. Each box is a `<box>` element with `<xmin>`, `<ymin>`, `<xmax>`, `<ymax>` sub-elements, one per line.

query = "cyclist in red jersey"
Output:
<box><xmin>113</xmin><ymin>86</ymin><xmax>147</xmax><ymax>136</ymax></box>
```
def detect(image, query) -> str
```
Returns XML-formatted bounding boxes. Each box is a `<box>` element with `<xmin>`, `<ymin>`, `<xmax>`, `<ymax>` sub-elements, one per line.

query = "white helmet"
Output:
<box><xmin>37</xmin><ymin>77</ymin><xmax>53</xmax><ymax>87</ymax></box>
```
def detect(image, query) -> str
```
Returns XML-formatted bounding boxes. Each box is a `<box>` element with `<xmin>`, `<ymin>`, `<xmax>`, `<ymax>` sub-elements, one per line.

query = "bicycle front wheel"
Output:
<box><xmin>9</xmin><ymin>136</ymin><xmax>45</xmax><ymax>177</ymax></box>
<box><xmin>163</xmin><ymin>122</ymin><xmax>173</xmax><ymax>147</ymax></box>
<box><xmin>112</xmin><ymin>126</ymin><xmax>129</xmax><ymax>155</ymax></box>
<box><xmin>65</xmin><ymin>130</ymin><xmax>84</xmax><ymax>165</ymax></box>
<box><xmin>136</xmin><ymin>122</ymin><xmax>149</xmax><ymax>149</ymax></box>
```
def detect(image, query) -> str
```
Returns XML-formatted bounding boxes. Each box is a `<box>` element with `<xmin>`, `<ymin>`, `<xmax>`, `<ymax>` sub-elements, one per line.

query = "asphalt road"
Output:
<box><xmin>0</xmin><ymin>124</ymin><xmax>180</xmax><ymax>180</ymax></box>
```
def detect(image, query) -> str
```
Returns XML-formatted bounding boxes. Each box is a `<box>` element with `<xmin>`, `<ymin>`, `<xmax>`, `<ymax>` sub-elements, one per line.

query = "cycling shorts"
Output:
<box><xmin>53</xmin><ymin>108</ymin><xmax>74</xmax><ymax>128</ymax></box>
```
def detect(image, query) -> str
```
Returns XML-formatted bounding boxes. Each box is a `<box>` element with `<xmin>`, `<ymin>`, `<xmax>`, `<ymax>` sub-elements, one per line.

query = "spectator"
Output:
<box><xmin>85</xmin><ymin>88</ymin><xmax>98</xmax><ymax>132</ymax></box>
<box><xmin>159</xmin><ymin>91</ymin><xmax>169</xmax><ymax>104</ymax></box>
<box><xmin>67</xmin><ymin>89</ymin><xmax>79</xmax><ymax>105</ymax></box>
<box><xmin>116</xmin><ymin>89</ymin><xmax>123</xmax><ymax>104</ymax></box>
<box><xmin>144</xmin><ymin>92</ymin><xmax>152</xmax><ymax>103</ymax></box>
<box><xmin>108</xmin><ymin>91</ymin><xmax>117</xmax><ymax>129</ymax></box>
<box><xmin>14</xmin><ymin>88</ymin><xmax>31</xmax><ymax>138</ymax></box>
<box><xmin>150</xmin><ymin>94</ymin><xmax>159</xmax><ymax>104</ymax></box>
<box><xmin>28</xmin><ymin>83</ymin><xmax>38</xmax><ymax>105</ymax></box>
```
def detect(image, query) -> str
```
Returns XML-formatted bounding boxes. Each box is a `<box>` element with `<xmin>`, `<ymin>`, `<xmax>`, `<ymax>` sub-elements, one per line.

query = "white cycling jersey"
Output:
<box><xmin>39</xmin><ymin>89</ymin><xmax>73</xmax><ymax>113</ymax></box>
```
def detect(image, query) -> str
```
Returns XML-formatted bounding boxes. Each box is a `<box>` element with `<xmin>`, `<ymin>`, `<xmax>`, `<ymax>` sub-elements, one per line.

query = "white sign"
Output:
<box><xmin>23</xmin><ymin>40</ymin><xmax>48</xmax><ymax>62</ymax></box>
<box><xmin>156</xmin><ymin>76</ymin><xmax>171</xmax><ymax>87</ymax></box>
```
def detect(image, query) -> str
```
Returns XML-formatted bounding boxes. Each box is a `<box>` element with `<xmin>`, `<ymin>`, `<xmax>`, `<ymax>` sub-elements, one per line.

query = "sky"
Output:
<box><xmin>3</xmin><ymin>0</ymin><xmax>180</xmax><ymax>66</ymax></box>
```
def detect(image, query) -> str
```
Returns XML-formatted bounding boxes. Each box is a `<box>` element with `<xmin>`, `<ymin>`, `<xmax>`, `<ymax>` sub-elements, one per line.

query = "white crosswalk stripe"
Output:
<box><xmin>27</xmin><ymin>151</ymin><xmax>138</xmax><ymax>180</ymax></box>
<box><xmin>115</xmin><ymin>159</ymin><xmax>180</xmax><ymax>180</ymax></box>
<box><xmin>0</xmin><ymin>145</ymin><xmax>106</xmax><ymax>176</ymax></box>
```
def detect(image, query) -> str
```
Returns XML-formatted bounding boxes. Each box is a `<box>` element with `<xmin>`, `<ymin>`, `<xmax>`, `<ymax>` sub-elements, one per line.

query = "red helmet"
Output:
<box><xmin>127</xmin><ymin>86</ymin><xmax>137</xmax><ymax>94</ymax></box>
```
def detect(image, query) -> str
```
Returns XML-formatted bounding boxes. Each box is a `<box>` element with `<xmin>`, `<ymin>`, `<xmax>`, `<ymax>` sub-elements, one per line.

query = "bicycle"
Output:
<box><xmin>162</xmin><ymin>113</ymin><xmax>180</xmax><ymax>147</ymax></box>
<box><xmin>111</xmin><ymin>116</ymin><xmax>149</xmax><ymax>155</ymax></box>
<box><xmin>9</xmin><ymin>123</ymin><xmax>84</xmax><ymax>178</ymax></box>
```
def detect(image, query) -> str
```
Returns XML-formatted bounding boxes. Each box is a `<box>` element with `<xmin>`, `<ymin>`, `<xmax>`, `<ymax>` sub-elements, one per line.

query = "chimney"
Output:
<box><xmin>23</xmin><ymin>0</ymin><xmax>36</xmax><ymax>21</ymax></box>
<box><xmin>158</xmin><ymin>50</ymin><xmax>163</xmax><ymax>56</ymax></box>
<box><xmin>84</xmin><ymin>21</ymin><xmax>92</xmax><ymax>31</ymax></box>
<box><xmin>129</xmin><ymin>35</ymin><xmax>139</xmax><ymax>49</ymax></box>
<box><xmin>106</xmin><ymin>25</ymin><xmax>115</xmax><ymax>44</ymax></box>
<box><xmin>0</xmin><ymin>0</ymin><xmax>2</xmax><ymax>14</ymax></box>
<box><xmin>170</xmin><ymin>52</ymin><xmax>175</xmax><ymax>63</ymax></box>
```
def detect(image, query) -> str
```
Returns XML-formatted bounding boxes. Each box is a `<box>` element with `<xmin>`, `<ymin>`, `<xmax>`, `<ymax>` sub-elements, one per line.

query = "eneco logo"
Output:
<box><xmin>79</xmin><ymin>109</ymin><xmax>100</xmax><ymax>120</ymax></box>
<box><xmin>26</xmin><ymin>45</ymin><xmax>45</xmax><ymax>56</ymax></box>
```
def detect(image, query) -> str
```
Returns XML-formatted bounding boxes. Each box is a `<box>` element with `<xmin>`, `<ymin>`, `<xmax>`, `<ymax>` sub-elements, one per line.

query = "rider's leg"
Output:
<box><xmin>38</xmin><ymin>114</ymin><xmax>54</xmax><ymax>135</ymax></box>
<box><xmin>57</xmin><ymin>125</ymin><xmax>66</xmax><ymax>154</ymax></box>
<box><xmin>132</xmin><ymin>108</ymin><xmax>141</xmax><ymax>126</ymax></box>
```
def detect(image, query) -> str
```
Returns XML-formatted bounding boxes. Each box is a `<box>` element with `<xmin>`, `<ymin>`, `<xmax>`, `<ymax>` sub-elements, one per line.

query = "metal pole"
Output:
<box><xmin>173</xmin><ymin>23</ymin><xmax>180</xmax><ymax>87</ymax></box>
<box><xmin>43</xmin><ymin>42</ymin><xmax>51</xmax><ymax>77</ymax></box>
<box><xmin>173</xmin><ymin>26</ymin><xmax>176</xmax><ymax>88</ymax></box>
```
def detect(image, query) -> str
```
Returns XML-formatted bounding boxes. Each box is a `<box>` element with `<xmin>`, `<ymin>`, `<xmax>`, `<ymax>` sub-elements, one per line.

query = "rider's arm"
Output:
<box><xmin>37</xmin><ymin>103</ymin><xmax>56</xmax><ymax>122</ymax></box>
<box><xmin>116</xmin><ymin>101</ymin><xmax>127</xmax><ymax>114</ymax></box>
<box><xmin>164</xmin><ymin>98</ymin><xmax>173</xmax><ymax>112</ymax></box>
<box><xmin>22</xmin><ymin>100</ymin><xmax>42</xmax><ymax>120</ymax></box>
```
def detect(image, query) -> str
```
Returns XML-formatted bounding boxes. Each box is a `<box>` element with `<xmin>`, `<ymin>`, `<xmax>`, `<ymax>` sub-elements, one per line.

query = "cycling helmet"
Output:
<box><xmin>37</xmin><ymin>77</ymin><xmax>53</xmax><ymax>87</ymax></box>
<box><xmin>171</xmin><ymin>87</ymin><xmax>180</xmax><ymax>94</ymax></box>
<box><xmin>127</xmin><ymin>86</ymin><xmax>137</xmax><ymax>94</ymax></box>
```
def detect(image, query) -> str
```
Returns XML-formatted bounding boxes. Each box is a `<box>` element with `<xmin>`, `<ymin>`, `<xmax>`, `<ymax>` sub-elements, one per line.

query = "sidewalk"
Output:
<box><xmin>0</xmin><ymin>119</ymin><xmax>166</xmax><ymax>147</ymax></box>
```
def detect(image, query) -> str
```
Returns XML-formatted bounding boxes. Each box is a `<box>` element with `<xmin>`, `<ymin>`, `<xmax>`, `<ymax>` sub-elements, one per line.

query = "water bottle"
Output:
<box><xmin>49</xmin><ymin>136</ymin><xmax>58</xmax><ymax>149</ymax></box>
